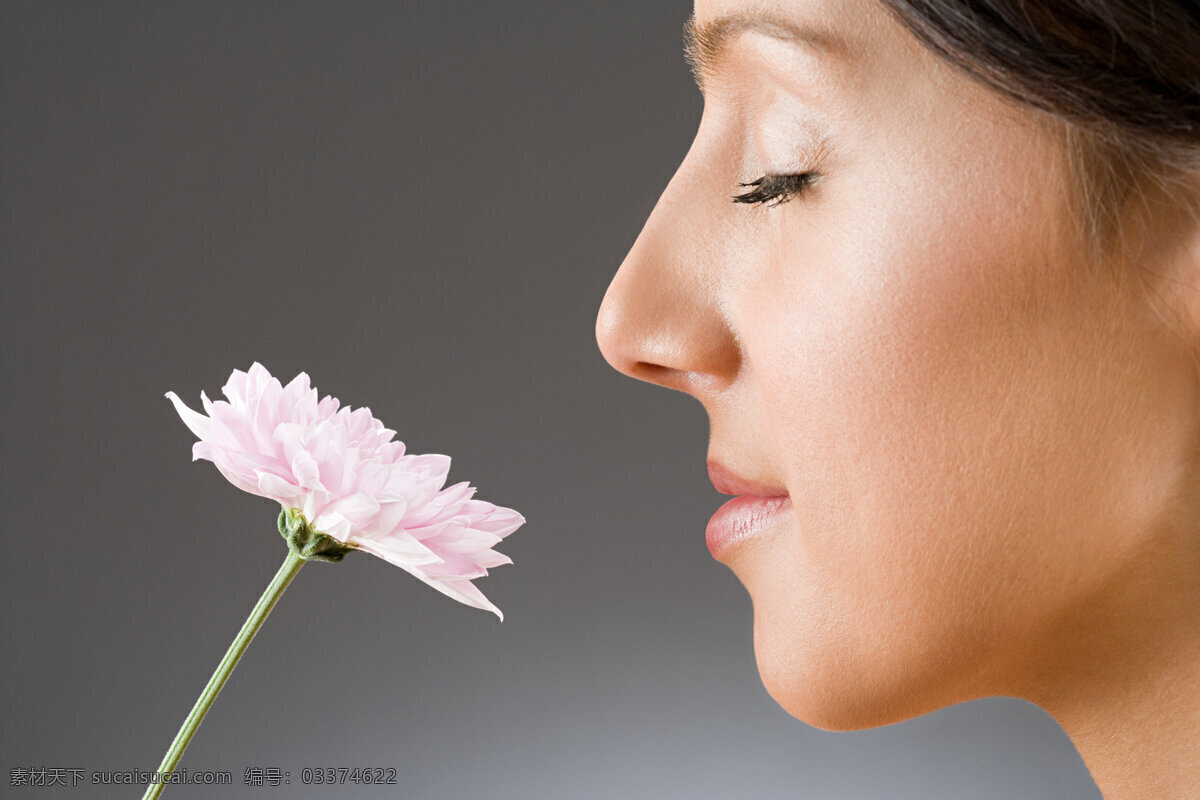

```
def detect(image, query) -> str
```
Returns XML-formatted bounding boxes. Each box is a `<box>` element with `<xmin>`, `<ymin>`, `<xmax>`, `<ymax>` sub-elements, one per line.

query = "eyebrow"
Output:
<box><xmin>683</xmin><ymin>12</ymin><xmax>841</xmax><ymax>92</ymax></box>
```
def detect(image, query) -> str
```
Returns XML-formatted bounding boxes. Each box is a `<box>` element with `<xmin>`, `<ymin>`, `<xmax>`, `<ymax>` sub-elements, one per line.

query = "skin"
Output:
<box><xmin>595</xmin><ymin>1</ymin><xmax>1200</xmax><ymax>797</ymax></box>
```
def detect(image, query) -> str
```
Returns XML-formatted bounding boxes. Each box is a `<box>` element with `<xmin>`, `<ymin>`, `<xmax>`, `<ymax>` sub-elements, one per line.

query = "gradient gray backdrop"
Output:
<box><xmin>2</xmin><ymin>2</ymin><xmax>1102</xmax><ymax>797</ymax></box>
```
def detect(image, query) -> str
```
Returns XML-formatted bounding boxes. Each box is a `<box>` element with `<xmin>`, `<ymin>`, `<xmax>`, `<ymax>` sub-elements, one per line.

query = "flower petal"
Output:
<box><xmin>210</xmin><ymin>457</ymin><xmax>266</xmax><ymax>497</ymax></box>
<box><xmin>472</xmin><ymin>549</ymin><xmax>514</xmax><ymax>569</ymax></box>
<box><xmin>283</xmin><ymin>370</ymin><xmax>311</xmax><ymax>399</ymax></box>
<box><xmin>402</xmin><ymin>453</ymin><xmax>452</xmax><ymax>488</ymax></box>
<box><xmin>421</xmin><ymin>577</ymin><xmax>504</xmax><ymax>620</ymax></box>
<box><xmin>169</xmin><ymin>362</ymin><xmax>521</xmax><ymax>618</ymax></box>
<box><xmin>254</xmin><ymin>469</ymin><xmax>302</xmax><ymax>505</ymax></box>
<box><xmin>469</xmin><ymin>504</ymin><xmax>526</xmax><ymax>538</ymax></box>
<box><xmin>322</xmin><ymin>491</ymin><xmax>381</xmax><ymax>527</ymax></box>
<box><xmin>290</xmin><ymin>449</ymin><xmax>324</xmax><ymax>491</ymax></box>
<box><xmin>221</xmin><ymin>367</ymin><xmax>251</xmax><ymax>408</ymax></box>
<box><xmin>350</xmin><ymin>530</ymin><xmax>441</xmax><ymax>567</ymax></box>
<box><xmin>165</xmin><ymin>391</ymin><xmax>213</xmax><ymax>441</ymax></box>
<box><xmin>317</xmin><ymin>394</ymin><xmax>340</xmax><ymax>419</ymax></box>
<box><xmin>417</xmin><ymin>548</ymin><xmax>488</xmax><ymax>580</ymax></box>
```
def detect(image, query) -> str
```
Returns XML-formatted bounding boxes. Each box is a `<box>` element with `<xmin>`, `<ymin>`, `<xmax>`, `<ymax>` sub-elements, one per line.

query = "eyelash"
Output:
<box><xmin>732</xmin><ymin>173</ymin><xmax>817</xmax><ymax>207</ymax></box>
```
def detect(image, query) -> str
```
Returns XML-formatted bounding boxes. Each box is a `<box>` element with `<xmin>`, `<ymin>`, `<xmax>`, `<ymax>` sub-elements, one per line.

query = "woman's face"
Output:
<box><xmin>596</xmin><ymin>0</ymin><xmax>1198</xmax><ymax>728</ymax></box>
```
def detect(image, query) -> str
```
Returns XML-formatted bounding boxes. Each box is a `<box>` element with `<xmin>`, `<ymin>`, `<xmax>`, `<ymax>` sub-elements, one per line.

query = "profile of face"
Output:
<box><xmin>596</xmin><ymin>0</ymin><xmax>1199</xmax><ymax>730</ymax></box>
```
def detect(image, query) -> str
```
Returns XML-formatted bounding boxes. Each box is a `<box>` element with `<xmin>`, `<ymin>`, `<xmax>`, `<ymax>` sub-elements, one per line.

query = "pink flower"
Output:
<box><xmin>166</xmin><ymin>362</ymin><xmax>524</xmax><ymax>619</ymax></box>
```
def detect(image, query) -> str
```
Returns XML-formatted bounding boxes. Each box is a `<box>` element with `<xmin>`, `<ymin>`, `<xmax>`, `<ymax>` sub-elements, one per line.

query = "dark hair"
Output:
<box><xmin>879</xmin><ymin>0</ymin><xmax>1200</xmax><ymax>249</ymax></box>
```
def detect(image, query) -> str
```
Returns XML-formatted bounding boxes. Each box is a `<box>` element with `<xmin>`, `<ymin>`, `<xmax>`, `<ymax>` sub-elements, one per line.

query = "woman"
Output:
<box><xmin>595</xmin><ymin>1</ymin><xmax>1200</xmax><ymax>797</ymax></box>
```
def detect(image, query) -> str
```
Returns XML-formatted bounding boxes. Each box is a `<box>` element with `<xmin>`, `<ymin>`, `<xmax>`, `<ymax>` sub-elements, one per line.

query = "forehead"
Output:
<box><xmin>687</xmin><ymin>0</ymin><xmax>1001</xmax><ymax>127</ymax></box>
<box><xmin>687</xmin><ymin>0</ymin><xmax>905</xmax><ymax>91</ymax></box>
<box><xmin>691</xmin><ymin>0</ymin><xmax>892</xmax><ymax>51</ymax></box>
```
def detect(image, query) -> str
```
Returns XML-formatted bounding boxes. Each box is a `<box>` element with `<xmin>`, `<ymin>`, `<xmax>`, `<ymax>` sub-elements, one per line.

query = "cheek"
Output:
<box><xmin>728</xmin><ymin>167</ymin><xmax>1173</xmax><ymax>729</ymax></box>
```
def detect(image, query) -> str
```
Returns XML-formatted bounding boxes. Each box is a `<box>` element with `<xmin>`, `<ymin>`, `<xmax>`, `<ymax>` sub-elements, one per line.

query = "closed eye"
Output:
<box><xmin>732</xmin><ymin>173</ymin><xmax>817</xmax><ymax>206</ymax></box>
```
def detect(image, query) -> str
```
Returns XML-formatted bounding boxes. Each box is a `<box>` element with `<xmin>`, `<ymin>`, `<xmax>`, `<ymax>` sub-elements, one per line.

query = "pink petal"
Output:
<box><xmin>421</xmin><ymin>577</ymin><xmax>503</xmax><ymax>620</ymax></box>
<box><xmin>404</xmin><ymin>518</ymin><xmax>457</xmax><ymax>543</ymax></box>
<box><xmin>317</xmin><ymin>394</ymin><xmax>340</xmax><ymax>419</ymax></box>
<box><xmin>254</xmin><ymin>469</ymin><xmax>302</xmax><ymax>505</ymax></box>
<box><xmin>470</xmin><ymin>505</ymin><xmax>526</xmax><ymax>538</ymax></box>
<box><xmin>436</xmin><ymin>481</ymin><xmax>476</xmax><ymax>508</ymax></box>
<box><xmin>250</xmin><ymin>375</ymin><xmax>284</xmax><ymax>455</ymax></box>
<box><xmin>274</xmin><ymin>422</ymin><xmax>307</xmax><ymax>463</ymax></box>
<box><xmin>304</xmin><ymin>419</ymin><xmax>335</xmax><ymax>463</ymax></box>
<box><xmin>290</xmin><ymin>449</ymin><xmax>324</xmax><ymax>491</ymax></box>
<box><xmin>418</xmin><ymin>546</ymin><xmax>488</xmax><ymax>580</ymax></box>
<box><xmin>165</xmin><ymin>392</ymin><xmax>213</xmax><ymax>441</ymax></box>
<box><xmin>319</xmin><ymin>448</ymin><xmax>347</xmax><ymax>497</ymax></box>
<box><xmin>350</xmin><ymin>530</ymin><xmax>441</xmax><ymax>566</ymax></box>
<box><xmin>322</xmin><ymin>491</ymin><xmax>381</xmax><ymax>527</ymax></box>
<box><xmin>360</xmin><ymin>497</ymin><xmax>410</xmax><ymax>538</ymax></box>
<box><xmin>210</xmin><ymin>401</ymin><xmax>261</xmax><ymax>454</ymax></box>
<box><xmin>402</xmin><ymin>453</ymin><xmax>452</xmax><ymax>488</ymax></box>
<box><xmin>382</xmin><ymin>440</ymin><xmax>406</xmax><ymax>462</ymax></box>
<box><xmin>355</xmin><ymin>540</ymin><xmax>504</xmax><ymax>620</ymax></box>
<box><xmin>472</xmin><ymin>549</ymin><xmax>514</xmax><ymax>569</ymax></box>
<box><xmin>283</xmin><ymin>371</ymin><xmax>311</xmax><ymax>398</ymax></box>
<box><xmin>192</xmin><ymin>442</ymin><xmax>262</xmax><ymax>495</ymax></box>
<box><xmin>438</xmin><ymin>529</ymin><xmax>503</xmax><ymax>554</ymax></box>
<box><xmin>169</xmin><ymin>362</ymin><xmax>520</xmax><ymax>619</ymax></box>
<box><xmin>221</xmin><ymin>367</ymin><xmax>250</xmax><ymax>407</ymax></box>
<box><xmin>313</xmin><ymin>511</ymin><xmax>354</xmax><ymax>543</ymax></box>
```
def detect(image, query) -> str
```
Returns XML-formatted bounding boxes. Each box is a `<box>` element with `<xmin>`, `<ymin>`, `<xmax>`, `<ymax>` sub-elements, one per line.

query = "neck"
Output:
<box><xmin>1015</xmin><ymin>542</ymin><xmax>1200</xmax><ymax>799</ymax></box>
<box><xmin>1055</xmin><ymin>637</ymin><xmax>1200</xmax><ymax>798</ymax></box>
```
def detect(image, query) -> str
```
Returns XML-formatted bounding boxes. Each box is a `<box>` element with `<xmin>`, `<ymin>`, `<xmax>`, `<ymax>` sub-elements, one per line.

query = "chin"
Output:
<box><xmin>751</xmin><ymin>614</ymin><xmax>967</xmax><ymax>732</ymax></box>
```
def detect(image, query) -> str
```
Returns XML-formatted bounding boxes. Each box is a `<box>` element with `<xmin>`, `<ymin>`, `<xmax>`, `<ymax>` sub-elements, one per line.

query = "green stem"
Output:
<box><xmin>142</xmin><ymin>550</ymin><xmax>305</xmax><ymax>800</ymax></box>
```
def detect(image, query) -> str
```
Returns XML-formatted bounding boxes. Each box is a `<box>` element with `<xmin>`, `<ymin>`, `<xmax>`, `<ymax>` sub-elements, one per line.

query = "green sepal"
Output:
<box><xmin>278</xmin><ymin>507</ymin><xmax>354</xmax><ymax>563</ymax></box>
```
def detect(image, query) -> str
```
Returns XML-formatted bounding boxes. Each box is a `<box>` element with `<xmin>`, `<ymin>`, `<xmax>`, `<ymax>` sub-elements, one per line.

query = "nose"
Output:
<box><xmin>595</xmin><ymin>165</ymin><xmax>742</xmax><ymax>397</ymax></box>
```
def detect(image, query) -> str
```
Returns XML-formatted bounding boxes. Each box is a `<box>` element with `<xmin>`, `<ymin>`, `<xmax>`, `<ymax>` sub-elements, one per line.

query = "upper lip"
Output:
<box><xmin>707</xmin><ymin>460</ymin><xmax>788</xmax><ymax>497</ymax></box>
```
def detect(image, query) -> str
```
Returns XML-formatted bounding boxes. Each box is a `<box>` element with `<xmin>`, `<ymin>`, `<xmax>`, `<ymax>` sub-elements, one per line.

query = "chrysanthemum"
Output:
<box><xmin>166</xmin><ymin>362</ymin><xmax>523</xmax><ymax>618</ymax></box>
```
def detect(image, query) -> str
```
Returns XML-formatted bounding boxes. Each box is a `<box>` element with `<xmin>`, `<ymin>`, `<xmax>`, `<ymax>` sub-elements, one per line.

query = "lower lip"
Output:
<box><xmin>706</xmin><ymin>495</ymin><xmax>791</xmax><ymax>559</ymax></box>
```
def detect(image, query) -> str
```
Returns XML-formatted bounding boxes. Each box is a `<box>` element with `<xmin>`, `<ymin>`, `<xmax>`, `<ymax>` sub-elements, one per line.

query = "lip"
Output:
<box><xmin>706</xmin><ymin>461</ymin><xmax>790</xmax><ymax>559</ymax></box>
<box><xmin>707</xmin><ymin>461</ymin><xmax>788</xmax><ymax>498</ymax></box>
<box><xmin>706</xmin><ymin>494</ymin><xmax>792</xmax><ymax>559</ymax></box>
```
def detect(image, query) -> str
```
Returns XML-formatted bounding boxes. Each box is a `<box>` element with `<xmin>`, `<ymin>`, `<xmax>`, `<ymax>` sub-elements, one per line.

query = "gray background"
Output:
<box><xmin>1</xmin><ymin>2</ymin><xmax>1101</xmax><ymax>797</ymax></box>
